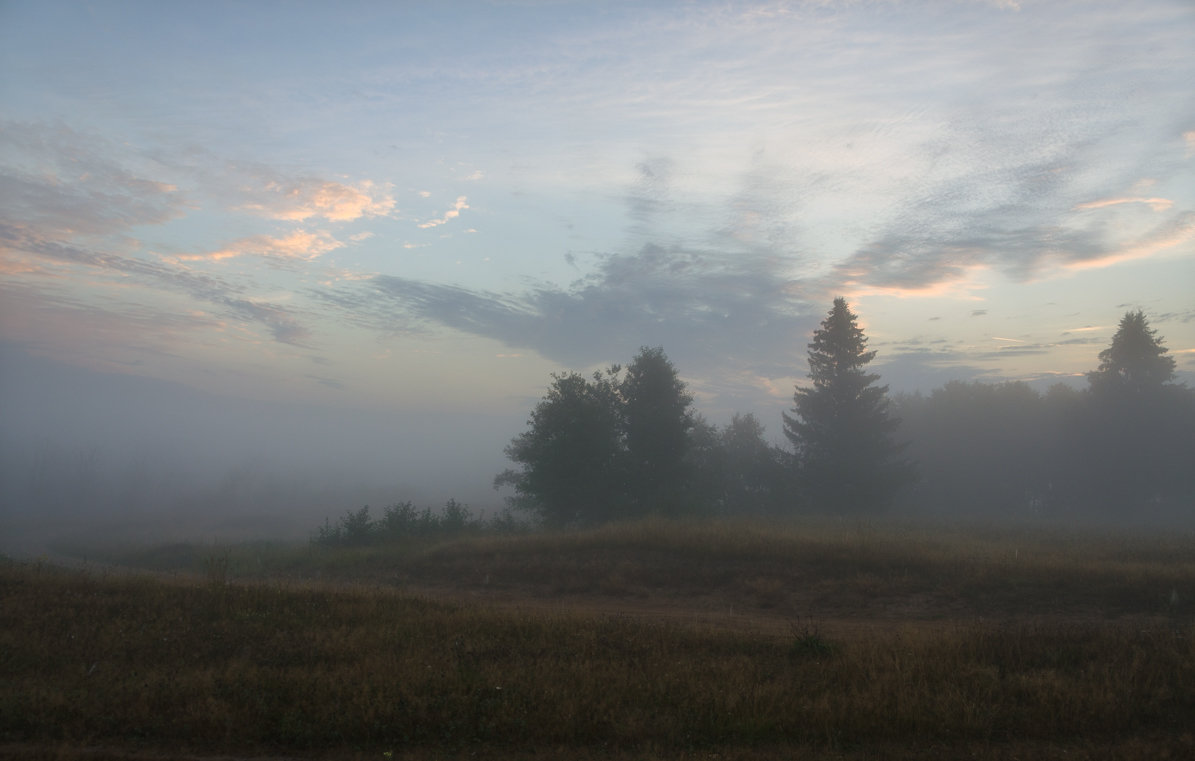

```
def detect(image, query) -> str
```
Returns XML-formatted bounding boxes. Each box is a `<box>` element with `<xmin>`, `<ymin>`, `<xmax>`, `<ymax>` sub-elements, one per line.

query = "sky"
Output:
<box><xmin>2</xmin><ymin>0</ymin><xmax>1194</xmax><ymax>535</ymax></box>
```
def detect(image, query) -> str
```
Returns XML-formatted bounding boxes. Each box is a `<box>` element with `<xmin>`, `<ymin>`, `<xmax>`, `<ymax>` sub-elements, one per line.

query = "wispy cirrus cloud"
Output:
<box><xmin>177</xmin><ymin>229</ymin><xmax>345</xmax><ymax>263</ymax></box>
<box><xmin>1054</xmin><ymin>211</ymin><xmax>1195</xmax><ymax>273</ymax></box>
<box><xmin>0</xmin><ymin>122</ymin><xmax>186</xmax><ymax>242</ymax></box>
<box><xmin>0</xmin><ymin>123</ymin><xmax>409</xmax><ymax>349</ymax></box>
<box><xmin>830</xmin><ymin>138</ymin><xmax>1193</xmax><ymax>294</ymax></box>
<box><xmin>0</xmin><ymin>125</ymin><xmax>322</xmax><ymax>348</ymax></box>
<box><xmin>0</xmin><ymin>224</ymin><xmax>313</xmax><ymax>346</ymax></box>
<box><xmin>1075</xmin><ymin>197</ymin><xmax>1174</xmax><ymax>212</ymax></box>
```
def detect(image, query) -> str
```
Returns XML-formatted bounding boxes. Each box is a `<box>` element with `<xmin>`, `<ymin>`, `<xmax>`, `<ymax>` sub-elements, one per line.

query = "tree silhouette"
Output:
<box><xmin>892</xmin><ymin>381</ymin><xmax>1052</xmax><ymax>516</ymax></box>
<box><xmin>494</xmin><ymin>369</ymin><xmax>624</xmax><ymax>527</ymax></box>
<box><xmin>1087</xmin><ymin>310</ymin><xmax>1176</xmax><ymax>397</ymax></box>
<box><xmin>496</xmin><ymin>347</ymin><xmax>696</xmax><ymax>525</ymax></box>
<box><xmin>1070</xmin><ymin>310</ymin><xmax>1193</xmax><ymax>517</ymax></box>
<box><xmin>718</xmin><ymin>413</ymin><xmax>785</xmax><ymax>515</ymax></box>
<box><xmin>783</xmin><ymin>298</ymin><xmax>911</xmax><ymax>513</ymax></box>
<box><xmin>621</xmin><ymin>346</ymin><xmax>694</xmax><ymax>514</ymax></box>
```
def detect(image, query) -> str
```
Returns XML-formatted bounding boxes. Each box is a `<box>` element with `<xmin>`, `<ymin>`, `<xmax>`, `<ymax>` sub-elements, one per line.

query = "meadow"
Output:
<box><xmin>3</xmin><ymin>518</ymin><xmax>1194</xmax><ymax>760</ymax></box>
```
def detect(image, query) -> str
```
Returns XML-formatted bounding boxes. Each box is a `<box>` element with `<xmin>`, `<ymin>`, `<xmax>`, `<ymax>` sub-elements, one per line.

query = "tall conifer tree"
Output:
<box><xmin>621</xmin><ymin>346</ymin><xmax>694</xmax><ymax>513</ymax></box>
<box><xmin>1087</xmin><ymin>310</ymin><xmax>1176</xmax><ymax>397</ymax></box>
<box><xmin>783</xmin><ymin>298</ymin><xmax>911</xmax><ymax>512</ymax></box>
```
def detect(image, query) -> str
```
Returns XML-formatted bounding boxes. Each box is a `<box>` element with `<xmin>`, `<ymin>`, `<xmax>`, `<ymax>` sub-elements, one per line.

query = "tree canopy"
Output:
<box><xmin>495</xmin><ymin>307</ymin><xmax>1191</xmax><ymax>528</ymax></box>
<box><xmin>783</xmin><ymin>298</ymin><xmax>911</xmax><ymax>513</ymax></box>
<box><xmin>890</xmin><ymin>312</ymin><xmax>1193</xmax><ymax>521</ymax></box>
<box><xmin>621</xmin><ymin>346</ymin><xmax>694</xmax><ymax>514</ymax></box>
<box><xmin>495</xmin><ymin>347</ymin><xmax>696</xmax><ymax>526</ymax></box>
<box><xmin>494</xmin><ymin>369</ymin><xmax>624</xmax><ymax>527</ymax></box>
<box><xmin>1087</xmin><ymin>310</ymin><xmax>1176</xmax><ymax>397</ymax></box>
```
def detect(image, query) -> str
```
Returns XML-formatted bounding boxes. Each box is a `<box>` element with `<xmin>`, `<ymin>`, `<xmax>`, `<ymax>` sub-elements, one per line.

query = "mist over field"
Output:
<box><xmin>4</xmin><ymin>330</ymin><xmax>1193</xmax><ymax>558</ymax></box>
<box><xmin>0</xmin><ymin>343</ymin><xmax>522</xmax><ymax>553</ymax></box>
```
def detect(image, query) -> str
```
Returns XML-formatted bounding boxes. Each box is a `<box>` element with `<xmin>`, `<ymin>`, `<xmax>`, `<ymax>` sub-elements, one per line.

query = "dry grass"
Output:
<box><xmin>5</xmin><ymin>518</ymin><xmax>1195</xmax><ymax>760</ymax></box>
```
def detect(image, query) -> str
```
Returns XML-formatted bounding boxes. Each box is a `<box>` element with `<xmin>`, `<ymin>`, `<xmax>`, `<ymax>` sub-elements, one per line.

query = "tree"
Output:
<box><xmin>620</xmin><ymin>346</ymin><xmax>694</xmax><ymax>514</ymax></box>
<box><xmin>1087</xmin><ymin>311</ymin><xmax>1176</xmax><ymax>397</ymax></box>
<box><xmin>681</xmin><ymin>412</ymin><xmax>786</xmax><ymax>516</ymax></box>
<box><xmin>891</xmin><ymin>381</ymin><xmax>1052</xmax><ymax>516</ymax></box>
<box><xmin>681</xmin><ymin>414</ymin><xmax>724</xmax><ymax>514</ymax></box>
<box><xmin>783</xmin><ymin>297</ymin><xmax>911</xmax><ymax>512</ymax></box>
<box><xmin>494</xmin><ymin>369</ymin><xmax>624</xmax><ymax>527</ymax></box>
<box><xmin>718</xmin><ymin>413</ymin><xmax>785</xmax><ymax>515</ymax></box>
<box><xmin>1068</xmin><ymin>311</ymin><xmax>1193</xmax><ymax>517</ymax></box>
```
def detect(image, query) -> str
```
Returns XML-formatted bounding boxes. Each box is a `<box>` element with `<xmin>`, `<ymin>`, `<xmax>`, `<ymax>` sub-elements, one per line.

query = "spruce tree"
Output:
<box><xmin>782</xmin><ymin>298</ymin><xmax>910</xmax><ymax>512</ymax></box>
<box><xmin>1070</xmin><ymin>310</ymin><xmax>1193</xmax><ymax>517</ymax></box>
<box><xmin>1087</xmin><ymin>310</ymin><xmax>1176</xmax><ymax>397</ymax></box>
<box><xmin>621</xmin><ymin>346</ymin><xmax>694</xmax><ymax>514</ymax></box>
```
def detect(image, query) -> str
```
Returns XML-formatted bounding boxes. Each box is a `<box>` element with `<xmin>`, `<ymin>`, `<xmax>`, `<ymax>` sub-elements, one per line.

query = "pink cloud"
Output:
<box><xmin>1075</xmin><ymin>197</ymin><xmax>1174</xmax><ymax>212</ymax></box>
<box><xmin>178</xmin><ymin>230</ymin><xmax>344</xmax><ymax>262</ymax></box>
<box><xmin>239</xmin><ymin>179</ymin><xmax>395</xmax><ymax>222</ymax></box>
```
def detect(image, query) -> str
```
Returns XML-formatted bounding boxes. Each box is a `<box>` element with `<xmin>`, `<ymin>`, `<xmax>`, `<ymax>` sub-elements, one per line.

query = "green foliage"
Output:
<box><xmin>783</xmin><ymin>298</ymin><xmax>913</xmax><ymax>513</ymax></box>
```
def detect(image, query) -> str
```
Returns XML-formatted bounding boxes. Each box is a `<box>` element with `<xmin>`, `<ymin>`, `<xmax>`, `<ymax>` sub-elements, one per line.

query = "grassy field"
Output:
<box><xmin>3</xmin><ymin>518</ymin><xmax>1194</xmax><ymax>760</ymax></box>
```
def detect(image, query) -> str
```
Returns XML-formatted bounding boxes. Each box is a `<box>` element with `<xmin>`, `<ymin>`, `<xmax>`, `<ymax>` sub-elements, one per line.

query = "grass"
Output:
<box><xmin>5</xmin><ymin>518</ymin><xmax>1195</xmax><ymax>759</ymax></box>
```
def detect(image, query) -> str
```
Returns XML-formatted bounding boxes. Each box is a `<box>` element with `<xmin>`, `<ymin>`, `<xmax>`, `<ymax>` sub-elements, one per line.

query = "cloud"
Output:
<box><xmin>873</xmin><ymin>350</ymin><xmax>992</xmax><ymax>394</ymax></box>
<box><xmin>306</xmin><ymin>374</ymin><xmax>345</xmax><ymax>390</ymax></box>
<box><xmin>178</xmin><ymin>230</ymin><xmax>344</xmax><ymax>262</ymax></box>
<box><xmin>1054</xmin><ymin>212</ymin><xmax>1195</xmax><ymax>273</ymax></box>
<box><xmin>346</xmin><ymin>241</ymin><xmax>814</xmax><ymax>378</ymax></box>
<box><xmin>1075</xmin><ymin>197</ymin><xmax>1174</xmax><ymax>212</ymax></box>
<box><xmin>417</xmin><ymin>196</ymin><xmax>469</xmax><ymax>229</ymax></box>
<box><xmin>236</xmin><ymin>176</ymin><xmax>395</xmax><ymax>222</ymax></box>
<box><xmin>0</xmin><ymin>224</ymin><xmax>313</xmax><ymax>346</ymax></box>
<box><xmin>834</xmin><ymin>162</ymin><xmax>1192</xmax><ymax>293</ymax></box>
<box><xmin>0</xmin><ymin>122</ymin><xmax>186</xmax><ymax>241</ymax></box>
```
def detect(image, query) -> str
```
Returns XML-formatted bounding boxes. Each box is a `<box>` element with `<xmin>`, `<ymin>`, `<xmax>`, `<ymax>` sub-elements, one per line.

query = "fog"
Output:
<box><xmin>0</xmin><ymin>343</ymin><xmax>521</xmax><ymax>555</ymax></box>
<box><xmin>4</xmin><ymin>332</ymin><xmax>1194</xmax><ymax>558</ymax></box>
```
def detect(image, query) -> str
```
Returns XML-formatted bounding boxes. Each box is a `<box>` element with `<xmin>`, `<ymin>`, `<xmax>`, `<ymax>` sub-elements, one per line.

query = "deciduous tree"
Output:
<box><xmin>494</xmin><ymin>369</ymin><xmax>624</xmax><ymax>526</ymax></box>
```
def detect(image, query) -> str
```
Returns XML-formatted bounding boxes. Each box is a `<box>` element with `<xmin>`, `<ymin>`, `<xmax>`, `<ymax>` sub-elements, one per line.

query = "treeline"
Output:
<box><xmin>893</xmin><ymin>379</ymin><xmax>1195</xmax><ymax>522</ymax></box>
<box><xmin>495</xmin><ymin>303</ymin><xmax>1194</xmax><ymax>526</ymax></box>
<box><xmin>894</xmin><ymin>310</ymin><xmax>1195</xmax><ymax>521</ymax></box>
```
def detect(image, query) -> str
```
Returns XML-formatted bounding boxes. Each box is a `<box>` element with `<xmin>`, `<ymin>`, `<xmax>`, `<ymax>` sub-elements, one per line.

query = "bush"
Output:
<box><xmin>311</xmin><ymin>499</ymin><xmax>526</xmax><ymax>547</ymax></box>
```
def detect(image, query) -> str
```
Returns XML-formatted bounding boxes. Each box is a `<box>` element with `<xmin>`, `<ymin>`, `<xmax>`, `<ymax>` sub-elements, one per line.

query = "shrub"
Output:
<box><xmin>311</xmin><ymin>498</ymin><xmax>525</xmax><ymax>547</ymax></box>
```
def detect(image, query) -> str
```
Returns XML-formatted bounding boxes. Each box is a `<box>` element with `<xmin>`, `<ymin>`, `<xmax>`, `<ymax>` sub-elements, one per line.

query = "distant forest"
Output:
<box><xmin>497</xmin><ymin>301</ymin><xmax>1195</xmax><ymax>526</ymax></box>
